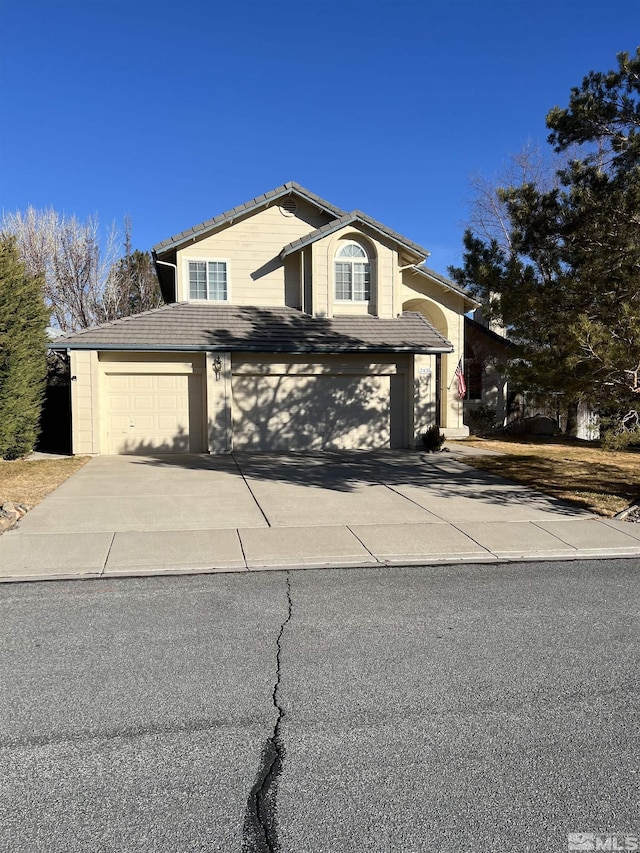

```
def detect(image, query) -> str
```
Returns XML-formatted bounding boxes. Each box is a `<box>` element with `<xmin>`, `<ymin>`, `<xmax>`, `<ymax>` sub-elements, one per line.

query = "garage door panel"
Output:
<box><xmin>105</xmin><ymin>372</ymin><xmax>204</xmax><ymax>454</ymax></box>
<box><xmin>157</xmin><ymin>414</ymin><xmax>181</xmax><ymax>430</ymax></box>
<box><xmin>232</xmin><ymin>372</ymin><xmax>402</xmax><ymax>452</ymax></box>
<box><xmin>156</xmin><ymin>375</ymin><xmax>180</xmax><ymax>390</ymax></box>
<box><xmin>157</xmin><ymin>395</ymin><xmax>185</xmax><ymax>411</ymax></box>
<box><xmin>109</xmin><ymin>414</ymin><xmax>130</xmax><ymax>430</ymax></box>
<box><xmin>133</xmin><ymin>415</ymin><xmax>155</xmax><ymax>430</ymax></box>
<box><xmin>131</xmin><ymin>376</ymin><xmax>154</xmax><ymax>390</ymax></box>
<box><xmin>108</xmin><ymin>395</ymin><xmax>130</xmax><ymax>413</ymax></box>
<box><xmin>108</xmin><ymin>376</ymin><xmax>129</xmax><ymax>390</ymax></box>
<box><xmin>131</xmin><ymin>395</ymin><xmax>154</xmax><ymax>410</ymax></box>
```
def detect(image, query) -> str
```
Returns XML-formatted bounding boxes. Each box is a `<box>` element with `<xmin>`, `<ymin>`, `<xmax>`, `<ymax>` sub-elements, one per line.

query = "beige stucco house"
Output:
<box><xmin>52</xmin><ymin>183</ymin><xmax>478</xmax><ymax>455</ymax></box>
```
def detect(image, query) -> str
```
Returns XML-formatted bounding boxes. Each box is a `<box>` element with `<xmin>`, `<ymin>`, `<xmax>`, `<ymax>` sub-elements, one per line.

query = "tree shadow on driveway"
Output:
<box><xmin>127</xmin><ymin>450</ymin><xmax>588</xmax><ymax>516</ymax></box>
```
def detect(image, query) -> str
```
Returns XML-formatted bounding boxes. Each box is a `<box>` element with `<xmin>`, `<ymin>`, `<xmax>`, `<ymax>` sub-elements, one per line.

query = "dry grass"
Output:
<box><xmin>459</xmin><ymin>437</ymin><xmax>640</xmax><ymax>517</ymax></box>
<box><xmin>0</xmin><ymin>456</ymin><xmax>90</xmax><ymax>507</ymax></box>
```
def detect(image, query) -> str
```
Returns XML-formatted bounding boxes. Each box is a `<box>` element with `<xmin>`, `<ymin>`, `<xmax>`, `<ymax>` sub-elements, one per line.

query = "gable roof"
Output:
<box><xmin>409</xmin><ymin>265</ymin><xmax>480</xmax><ymax>309</ymax></box>
<box><xmin>51</xmin><ymin>303</ymin><xmax>453</xmax><ymax>354</ymax></box>
<box><xmin>280</xmin><ymin>211</ymin><xmax>428</xmax><ymax>261</ymax></box>
<box><xmin>152</xmin><ymin>182</ymin><xmax>345</xmax><ymax>255</ymax></box>
<box><xmin>150</xmin><ymin>182</ymin><xmax>476</xmax><ymax>308</ymax></box>
<box><xmin>152</xmin><ymin>181</ymin><xmax>431</xmax><ymax>262</ymax></box>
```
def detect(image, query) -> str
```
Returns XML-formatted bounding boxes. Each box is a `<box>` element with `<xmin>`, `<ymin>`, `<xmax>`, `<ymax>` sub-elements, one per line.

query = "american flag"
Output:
<box><xmin>455</xmin><ymin>358</ymin><xmax>466</xmax><ymax>399</ymax></box>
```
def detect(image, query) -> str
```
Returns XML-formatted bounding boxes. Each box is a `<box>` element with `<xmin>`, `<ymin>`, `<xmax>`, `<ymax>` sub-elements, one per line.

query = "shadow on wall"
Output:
<box><xmin>111</xmin><ymin>366</ymin><xmax>403</xmax><ymax>456</ymax></box>
<box><xmin>229</xmin><ymin>369</ymin><xmax>403</xmax><ymax>453</ymax></box>
<box><xmin>115</xmin><ymin>425</ymin><xmax>191</xmax><ymax>455</ymax></box>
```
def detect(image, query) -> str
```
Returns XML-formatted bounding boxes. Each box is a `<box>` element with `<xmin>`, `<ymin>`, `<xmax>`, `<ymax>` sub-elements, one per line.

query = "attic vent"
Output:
<box><xmin>280</xmin><ymin>197</ymin><xmax>298</xmax><ymax>217</ymax></box>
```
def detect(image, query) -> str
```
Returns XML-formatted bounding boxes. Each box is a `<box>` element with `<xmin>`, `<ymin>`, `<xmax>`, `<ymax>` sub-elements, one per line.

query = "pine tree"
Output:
<box><xmin>450</xmin><ymin>49</ymin><xmax>640</xmax><ymax>441</ymax></box>
<box><xmin>0</xmin><ymin>235</ymin><xmax>49</xmax><ymax>459</ymax></box>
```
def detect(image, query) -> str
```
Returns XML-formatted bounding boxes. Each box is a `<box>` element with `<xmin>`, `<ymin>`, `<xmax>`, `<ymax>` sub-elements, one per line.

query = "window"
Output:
<box><xmin>465</xmin><ymin>355</ymin><xmax>483</xmax><ymax>400</ymax></box>
<box><xmin>334</xmin><ymin>242</ymin><xmax>370</xmax><ymax>301</ymax></box>
<box><xmin>188</xmin><ymin>261</ymin><xmax>228</xmax><ymax>300</ymax></box>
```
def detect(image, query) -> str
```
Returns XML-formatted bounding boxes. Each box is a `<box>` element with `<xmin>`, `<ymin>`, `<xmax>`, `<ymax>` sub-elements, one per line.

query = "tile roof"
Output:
<box><xmin>51</xmin><ymin>304</ymin><xmax>453</xmax><ymax>354</ymax></box>
<box><xmin>152</xmin><ymin>182</ymin><xmax>346</xmax><ymax>254</ymax></box>
<box><xmin>280</xmin><ymin>211</ymin><xmax>429</xmax><ymax>260</ymax></box>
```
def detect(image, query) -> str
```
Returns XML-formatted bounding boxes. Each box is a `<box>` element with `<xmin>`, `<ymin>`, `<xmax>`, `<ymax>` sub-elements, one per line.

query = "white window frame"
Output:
<box><xmin>334</xmin><ymin>241</ymin><xmax>371</xmax><ymax>303</ymax></box>
<box><xmin>184</xmin><ymin>258</ymin><xmax>230</xmax><ymax>302</ymax></box>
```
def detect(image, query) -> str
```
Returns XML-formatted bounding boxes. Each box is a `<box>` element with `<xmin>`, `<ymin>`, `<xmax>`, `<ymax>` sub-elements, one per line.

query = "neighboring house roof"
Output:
<box><xmin>152</xmin><ymin>182</ymin><xmax>346</xmax><ymax>255</ymax></box>
<box><xmin>280</xmin><ymin>211</ymin><xmax>429</xmax><ymax>261</ymax></box>
<box><xmin>51</xmin><ymin>304</ymin><xmax>453</xmax><ymax>354</ymax></box>
<box><xmin>410</xmin><ymin>265</ymin><xmax>480</xmax><ymax>309</ymax></box>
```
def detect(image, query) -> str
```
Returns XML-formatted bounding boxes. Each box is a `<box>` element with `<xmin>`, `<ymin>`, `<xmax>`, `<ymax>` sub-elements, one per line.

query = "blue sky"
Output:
<box><xmin>1</xmin><ymin>0</ymin><xmax>637</xmax><ymax>274</ymax></box>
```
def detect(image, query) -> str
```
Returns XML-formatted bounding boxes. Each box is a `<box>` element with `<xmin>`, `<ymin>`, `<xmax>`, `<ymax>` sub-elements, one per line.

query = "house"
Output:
<box><xmin>51</xmin><ymin>183</ymin><xmax>478</xmax><ymax>455</ymax></box>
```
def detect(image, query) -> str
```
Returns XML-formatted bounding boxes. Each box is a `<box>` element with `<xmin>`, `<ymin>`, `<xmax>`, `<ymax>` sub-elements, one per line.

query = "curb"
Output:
<box><xmin>2</xmin><ymin>549</ymin><xmax>640</xmax><ymax>584</ymax></box>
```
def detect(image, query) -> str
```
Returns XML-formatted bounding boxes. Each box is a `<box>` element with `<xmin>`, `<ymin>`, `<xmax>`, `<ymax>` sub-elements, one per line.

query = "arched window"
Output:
<box><xmin>334</xmin><ymin>241</ymin><xmax>370</xmax><ymax>301</ymax></box>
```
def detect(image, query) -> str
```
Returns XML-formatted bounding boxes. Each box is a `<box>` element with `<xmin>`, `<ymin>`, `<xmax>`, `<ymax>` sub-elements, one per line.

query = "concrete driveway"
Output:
<box><xmin>2</xmin><ymin>449</ymin><xmax>640</xmax><ymax>580</ymax></box>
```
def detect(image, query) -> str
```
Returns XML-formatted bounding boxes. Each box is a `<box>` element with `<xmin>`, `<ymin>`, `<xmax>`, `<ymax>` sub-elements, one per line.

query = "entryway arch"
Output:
<box><xmin>403</xmin><ymin>298</ymin><xmax>450</xmax><ymax>427</ymax></box>
<box><xmin>402</xmin><ymin>298</ymin><xmax>449</xmax><ymax>340</ymax></box>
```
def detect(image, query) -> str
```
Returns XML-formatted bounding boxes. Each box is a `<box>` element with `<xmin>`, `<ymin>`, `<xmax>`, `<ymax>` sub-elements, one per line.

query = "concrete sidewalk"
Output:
<box><xmin>1</xmin><ymin>448</ymin><xmax>640</xmax><ymax>582</ymax></box>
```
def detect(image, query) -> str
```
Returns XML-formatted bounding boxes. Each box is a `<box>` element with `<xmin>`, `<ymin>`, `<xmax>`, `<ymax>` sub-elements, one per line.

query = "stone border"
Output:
<box><xmin>614</xmin><ymin>504</ymin><xmax>640</xmax><ymax>523</ymax></box>
<box><xmin>0</xmin><ymin>502</ymin><xmax>31</xmax><ymax>534</ymax></box>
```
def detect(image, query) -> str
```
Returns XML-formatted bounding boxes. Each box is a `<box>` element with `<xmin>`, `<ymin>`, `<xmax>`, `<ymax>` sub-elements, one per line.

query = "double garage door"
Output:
<box><xmin>231</xmin><ymin>360</ymin><xmax>407</xmax><ymax>452</ymax></box>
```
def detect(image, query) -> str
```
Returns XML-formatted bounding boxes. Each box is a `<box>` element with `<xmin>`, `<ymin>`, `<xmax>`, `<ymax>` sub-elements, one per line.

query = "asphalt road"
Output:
<box><xmin>1</xmin><ymin>559</ymin><xmax>638</xmax><ymax>853</ymax></box>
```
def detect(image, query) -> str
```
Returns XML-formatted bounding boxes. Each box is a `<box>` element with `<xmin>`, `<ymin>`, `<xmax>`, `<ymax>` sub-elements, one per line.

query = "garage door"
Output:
<box><xmin>105</xmin><ymin>373</ymin><xmax>204</xmax><ymax>454</ymax></box>
<box><xmin>231</xmin><ymin>371</ymin><xmax>405</xmax><ymax>452</ymax></box>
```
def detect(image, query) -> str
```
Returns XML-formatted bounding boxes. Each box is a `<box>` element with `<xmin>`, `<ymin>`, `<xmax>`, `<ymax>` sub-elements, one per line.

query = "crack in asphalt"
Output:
<box><xmin>242</xmin><ymin>571</ymin><xmax>292</xmax><ymax>853</ymax></box>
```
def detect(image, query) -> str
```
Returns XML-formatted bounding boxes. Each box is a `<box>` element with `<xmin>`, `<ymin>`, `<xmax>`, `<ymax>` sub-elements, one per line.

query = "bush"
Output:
<box><xmin>421</xmin><ymin>425</ymin><xmax>446</xmax><ymax>452</ymax></box>
<box><xmin>466</xmin><ymin>404</ymin><xmax>498</xmax><ymax>436</ymax></box>
<box><xmin>601</xmin><ymin>427</ymin><xmax>640</xmax><ymax>451</ymax></box>
<box><xmin>0</xmin><ymin>236</ymin><xmax>49</xmax><ymax>459</ymax></box>
<box><xmin>600</xmin><ymin>410</ymin><xmax>640</xmax><ymax>451</ymax></box>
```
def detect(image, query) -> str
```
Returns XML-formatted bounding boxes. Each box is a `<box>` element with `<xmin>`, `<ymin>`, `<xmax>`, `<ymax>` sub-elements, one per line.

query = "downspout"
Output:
<box><xmin>300</xmin><ymin>249</ymin><xmax>304</xmax><ymax>312</ymax></box>
<box><xmin>154</xmin><ymin>257</ymin><xmax>179</xmax><ymax>302</ymax></box>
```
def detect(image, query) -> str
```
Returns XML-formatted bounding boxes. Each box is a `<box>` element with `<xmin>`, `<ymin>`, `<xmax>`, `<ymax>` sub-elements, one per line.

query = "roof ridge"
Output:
<box><xmin>280</xmin><ymin>210</ymin><xmax>429</xmax><ymax>260</ymax></box>
<box><xmin>153</xmin><ymin>183</ymin><xmax>348</xmax><ymax>254</ymax></box>
<box><xmin>411</xmin><ymin>265</ymin><xmax>479</xmax><ymax>305</ymax></box>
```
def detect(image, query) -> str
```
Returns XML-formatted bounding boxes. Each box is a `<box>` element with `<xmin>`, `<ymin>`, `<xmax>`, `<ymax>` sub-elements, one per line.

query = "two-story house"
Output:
<box><xmin>52</xmin><ymin>183</ymin><xmax>477</xmax><ymax>454</ymax></box>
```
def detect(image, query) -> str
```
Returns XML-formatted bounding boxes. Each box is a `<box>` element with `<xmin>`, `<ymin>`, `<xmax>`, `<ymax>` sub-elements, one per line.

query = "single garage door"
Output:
<box><xmin>105</xmin><ymin>373</ymin><xmax>204</xmax><ymax>454</ymax></box>
<box><xmin>232</xmin><ymin>369</ymin><xmax>405</xmax><ymax>452</ymax></box>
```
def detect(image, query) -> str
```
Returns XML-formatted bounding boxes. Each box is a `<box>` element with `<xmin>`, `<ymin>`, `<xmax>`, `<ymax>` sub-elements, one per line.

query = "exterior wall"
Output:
<box><xmin>464</xmin><ymin>370</ymin><xmax>509</xmax><ymax>429</ymax></box>
<box><xmin>205</xmin><ymin>351</ymin><xmax>232</xmax><ymax>453</ymax></box>
<box><xmin>174</xmin><ymin>208</ymin><xmax>405</xmax><ymax>322</ymax></box>
<box><xmin>175</xmin><ymin>201</ymin><xmax>332</xmax><ymax>306</ymax></box>
<box><xmin>482</xmin><ymin>369</ymin><xmax>508</xmax><ymax>422</ymax></box>
<box><xmin>412</xmin><ymin>353</ymin><xmax>438</xmax><ymax>445</ymax></box>
<box><xmin>70</xmin><ymin>350</ymin><xmax>99</xmax><ymax>455</ymax></box>
<box><xmin>401</xmin><ymin>269</ymin><xmax>469</xmax><ymax>438</ymax></box>
<box><xmin>309</xmin><ymin>225</ymin><xmax>398</xmax><ymax>319</ymax></box>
